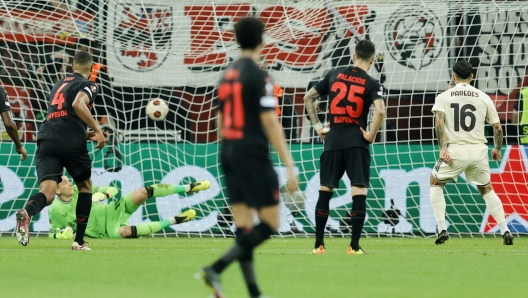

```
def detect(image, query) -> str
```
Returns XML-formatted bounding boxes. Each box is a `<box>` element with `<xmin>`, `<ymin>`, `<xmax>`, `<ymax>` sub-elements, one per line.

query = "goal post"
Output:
<box><xmin>0</xmin><ymin>0</ymin><xmax>527</xmax><ymax>237</ymax></box>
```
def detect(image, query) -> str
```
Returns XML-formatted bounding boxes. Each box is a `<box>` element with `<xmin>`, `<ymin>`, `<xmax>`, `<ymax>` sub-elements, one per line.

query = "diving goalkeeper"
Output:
<box><xmin>49</xmin><ymin>175</ymin><xmax>210</xmax><ymax>242</ymax></box>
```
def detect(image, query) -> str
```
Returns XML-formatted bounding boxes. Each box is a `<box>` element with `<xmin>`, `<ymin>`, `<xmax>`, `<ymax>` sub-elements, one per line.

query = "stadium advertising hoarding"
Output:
<box><xmin>106</xmin><ymin>0</ymin><xmax>449</xmax><ymax>90</ymax></box>
<box><xmin>0</xmin><ymin>143</ymin><xmax>526</xmax><ymax>235</ymax></box>
<box><xmin>0</xmin><ymin>9</ymin><xmax>94</xmax><ymax>43</ymax></box>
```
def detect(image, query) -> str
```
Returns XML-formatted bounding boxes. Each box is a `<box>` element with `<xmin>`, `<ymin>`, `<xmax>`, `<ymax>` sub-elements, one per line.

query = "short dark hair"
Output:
<box><xmin>355</xmin><ymin>39</ymin><xmax>375</xmax><ymax>61</ymax></box>
<box><xmin>453</xmin><ymin>60</ymin><xmax>473</xmax><ymax>80</ymax></box>
<box><xmin>234</xmin><ymin>17</ymin><xmax>264</xmax><ymax>50</ymax></box>
<box><xmin>73</xmin><ymin>51</ymin><xmax>93</xmax><ymax>66</ymax></box>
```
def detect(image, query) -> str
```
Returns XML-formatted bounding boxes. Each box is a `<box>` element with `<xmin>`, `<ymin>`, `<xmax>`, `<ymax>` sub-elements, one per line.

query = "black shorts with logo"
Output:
<box><xmin>221</xmin><ymin>142</ymin><xmax>279</xmax><ymax>208</ymax></box>
<box><xmin>36</xmin><ymin>139</ymin><xmax>92</xmax><ymax>183</ymax></box>
<box><xmin>320</xmin><ymin>147</ymin><xmax>370</xmax><ymax>188</ymax></box>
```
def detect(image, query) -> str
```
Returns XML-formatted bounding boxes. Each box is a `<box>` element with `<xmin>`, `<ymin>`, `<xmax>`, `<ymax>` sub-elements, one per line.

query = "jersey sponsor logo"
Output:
<box><xmin>4</xmin><ymin>101</ymin><xmax>9</xmax><ymax>107</ymax></box>
<box><xmin>384</xmin><ymin>5</ymin><xmax>443</xmax><ymax>70</ymax></box>
<box><xmin>377</xmin><ymin>86</ymin><xmax>384</xmax><ymax>96</ymax></box>
<box><xmin>114</xmin><ymin>5</ymin><xmax>172</xmax><ymax>72</ymax></box>
<box><xmin>333</xmin><ymin>116</ymin><xmax>360</xmax><ymax>125</ymax></box>
<box><xmin>64</xmin><ymin>76</ymin><xmax>74</xmax><ymax>82</ymax></box>
<box><xmin>47</xmin><ymin>110</ymin><xmax>68</xmax><ymax>120</ymax></box>
<box><xmin>450</xmin><ymin>90</ymin><xmax>479</xmax><ymax>97</ymax></box>
<box><xmin>336</xmin><ymin>73</ymin><xmax>366</xmax><ymax>85</ymax></box>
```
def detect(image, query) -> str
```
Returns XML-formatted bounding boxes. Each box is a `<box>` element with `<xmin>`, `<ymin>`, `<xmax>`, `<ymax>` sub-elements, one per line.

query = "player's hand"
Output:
<box><xmin>440</xmin><ymin>148</ymin><xmax>451</xmax><ymax>164</ymax></box>
<box><xmin>360</xmin><ymin>127</ymin><xmax>375</xmax><ymax>143</ymax></box>
<box><xmin>55</xmin><ymin>227</ymin><xmax>74</xmax><ymax>240</ymax></box>
<box><xmin>285</xmin><ymin>170</ymin><xmax>299</xmax><ymax>194</ymax></box>
<box><xmin>492</xmin><ymin>148</ymin><xmax>501</xmax><ymax>161</ymax></box>
<box><xmin>90</xmin><ymin>130</ymin><xmax>107</xmax><ymax>149</ymax></box>
<box><xmin>316</xmin><ymin>128</ymin><xmax>328</xmax><ymax>140</ymax></box>
<box><xmin>92</xmin><ymin>192</ymin><xmax>107</xmax><ymax>202</ymax></box>
<box><xmin>16</xmin><ymin>146</ymin><xmax>27</xmax><ymax>161</ymax></box>
<box><xmin>87</xmin><ymin>130</ymin><xmax>109</xmax><ymax>141</ymax></box>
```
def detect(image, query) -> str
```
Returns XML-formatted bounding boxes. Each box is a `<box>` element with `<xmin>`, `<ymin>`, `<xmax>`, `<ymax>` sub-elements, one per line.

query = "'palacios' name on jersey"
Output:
<box><xmin>337</xmin><ymin>73</ymin><xmax>366</xmax><ymax>85</ymax></box>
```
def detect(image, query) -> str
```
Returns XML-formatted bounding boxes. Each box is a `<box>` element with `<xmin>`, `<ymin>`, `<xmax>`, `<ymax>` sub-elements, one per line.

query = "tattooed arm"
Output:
<box><xmin>435</xmin><ymin>111</ymin><xmax>451</xmax><ymax>163</ymax></box>
<box><xmin>303</xmin><ymin>87</ymin><xmax>326</xmax><ymax>139</ymax></box>
<box><xmin>491</xmin><ymin>122</ymin><xmax>503</xmax><ymax>161</ymax></box>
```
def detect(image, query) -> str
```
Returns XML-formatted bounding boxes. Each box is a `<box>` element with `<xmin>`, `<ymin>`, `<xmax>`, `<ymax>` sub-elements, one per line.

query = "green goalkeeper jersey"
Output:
<box><xmin>48</xmin><ymin>186</ymin><xmax>112</xmax><ymax>238</ymax></box>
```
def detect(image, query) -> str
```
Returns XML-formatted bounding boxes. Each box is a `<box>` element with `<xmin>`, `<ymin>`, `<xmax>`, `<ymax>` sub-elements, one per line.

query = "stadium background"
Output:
<box><xmin>0</xmin><ymin>0</ymin><xmax>527</xmax><ymax>237</ymax></box>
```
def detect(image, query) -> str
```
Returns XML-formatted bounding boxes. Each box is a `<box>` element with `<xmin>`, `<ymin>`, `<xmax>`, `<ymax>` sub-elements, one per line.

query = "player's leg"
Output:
<box><xmin>477</xmin><ymin>184</ymin><xmax>513</xmax><ymax>245</ymax></box>
<box><xmin>314</xmin><ymin>150</ymin><xmax>345</xmax><ymax>253</ymax></box>
<box><xmin>345</xmin><ymin>147</ymin><xmax>370</xmax><ymax>254</ymax></box>
<box><xmin>430</xmin><ymin>146</ymin><xmax>466</xmax><ymax>244</ymax></box>
<box><xmin>73</xmin><ymin>175</ymin><xmax>93</xmax><ymax>249</ymax></box>
<box><xmin>16</xmin><ymin>140</ymin><xmax>62</xmax><ymax>246</ymax></box>
<box><xmin>131</xmin><ymin>180</ymin><xmax>211</xmax><ymax>207</ymax></box>
<box><xmin>466</xmin><ymin>145</ymin><xmax>512</xmax><ymax>245</ymax></box>
<box><xmin>231</xmin><ymin>203</ymin><xmax>263</xmax><ymax>297</ymax></box>
<box><xmin>66</xmin><ymin>143</ymin><xmax>94</xmax><ymax>249</ymax></box>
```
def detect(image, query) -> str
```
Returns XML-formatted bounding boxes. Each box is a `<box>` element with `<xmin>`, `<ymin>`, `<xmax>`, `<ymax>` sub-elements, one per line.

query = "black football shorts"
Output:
<box><xmin>320</xmin><ymin>147</ymin><xmax>370</xmax><ymax>189</ymax></box>
<box><xmin>221</xmin><ymin>143</ymin><xmax>279</xmax><ymax>208</ymax></box>
<box><xmin>36</xmin><ymin>139</ymin><xmax>92</xmax><ymax>183</ymax></box>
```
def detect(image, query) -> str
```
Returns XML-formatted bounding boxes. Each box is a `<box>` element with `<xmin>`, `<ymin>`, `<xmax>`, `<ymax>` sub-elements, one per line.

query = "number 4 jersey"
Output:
<box><xmin>38</xmin><ymin>73</ymin><xmax>99</xmax><ymax>144</ymax></box>
<box><xmin>432</xmin><ymin>83</ymin><xmax>500</xmax><ymax>145</ymax></box>
<box><xmin>314</xmin><ymin>66</ymin><xmax>383</xmax><ymax>151</ymax></box>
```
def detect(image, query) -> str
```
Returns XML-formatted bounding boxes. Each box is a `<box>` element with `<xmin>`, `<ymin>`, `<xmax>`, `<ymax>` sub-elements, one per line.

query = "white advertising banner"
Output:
<box><xmin>106</xmin><ymin>0</ymin><xmax>450</xmax><ymax>89</ymax></box>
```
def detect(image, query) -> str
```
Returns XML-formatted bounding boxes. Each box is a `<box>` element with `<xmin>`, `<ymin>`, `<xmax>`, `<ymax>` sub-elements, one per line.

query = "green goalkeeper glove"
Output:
<box><xmin>92</xmin><ymin>192</ymin><xmax>107</xmax><ymax>202</ymax></box>
<box><xmin>55</xmin><ymin>227</ymin><xmax>74</xmax><ymax>240</ymax></box>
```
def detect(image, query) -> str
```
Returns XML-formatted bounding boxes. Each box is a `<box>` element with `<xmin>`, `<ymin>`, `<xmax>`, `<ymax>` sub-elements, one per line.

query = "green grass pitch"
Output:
<box><xmin>0</xmin><ymin>236</ymin><xmax>525</xmax><ymax>298</ymax></box>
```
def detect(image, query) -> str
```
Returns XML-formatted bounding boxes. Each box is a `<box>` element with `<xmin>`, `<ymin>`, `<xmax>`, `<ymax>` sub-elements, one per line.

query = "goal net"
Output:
<box><xmin>0</xmin><ymin>0</ymin><xmax>527</xmax><ymax>237</ymax></box>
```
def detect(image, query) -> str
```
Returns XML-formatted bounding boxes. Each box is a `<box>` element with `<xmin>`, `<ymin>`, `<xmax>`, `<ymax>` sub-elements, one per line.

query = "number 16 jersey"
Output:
<box><xmin>314</xmin><ymin>66</ymin><xmax>383</xmax><ymax>151</ymax></box>
<box><xmin>432</xmin><ymin>83</ymin><xmax>499</xmax><ymax>145</ymax></box>
<box><xmin>38</xmin><ymin>73</ymin><xmax>99</xmax><ymax>145</ymax></box>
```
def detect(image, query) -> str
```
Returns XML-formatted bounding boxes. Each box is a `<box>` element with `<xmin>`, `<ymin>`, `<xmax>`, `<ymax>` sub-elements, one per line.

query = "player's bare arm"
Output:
<box><xmin>491</xmin><ymin>122</ymin><xmax>503</xmax><ymax>161</ymax></box>
<box><xmin>434</xmin><ymin>111</ymin><xmax>451</xmax><ymax>164</ymax></box>
<box><xmin>260</xmin><ymin>110</ymin><xmax>298</xmax><ymax>193</ymax></box>
<box><xmin>72</xmin><ymin>92</ymin><xmax>105</xmax><ymax>148</ymax></box>
<box><xmin>360</xmin><ymin>99</ymin><xmax>386</xmax><ymax>143</ymax></box>
<box><xmin>0</xmin><ymin>111</ymin><xmax>27</xmax><ymax>160</ymax></box>
<box><xmin>303</xmin><ymin>87</ymin><xmax>326</xmax><ymax>139</ymax></box>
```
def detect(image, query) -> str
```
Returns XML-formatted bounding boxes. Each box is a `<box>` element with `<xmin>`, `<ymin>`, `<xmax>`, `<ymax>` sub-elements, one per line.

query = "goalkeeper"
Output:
<box><xmin>49</xmin><ymin>175</ymin><xmax>210</xmax><ymax>240</ymax></box>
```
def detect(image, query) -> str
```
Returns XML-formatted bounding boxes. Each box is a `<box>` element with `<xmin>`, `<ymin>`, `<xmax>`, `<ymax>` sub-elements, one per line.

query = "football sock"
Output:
<box><xmin>147</xmin><ymin>184</ymin><xmax>187</xmax><ymax>198</ymax></box>
<box><xmin>24</xmin><ymin>192</ymin><xmax>47</xmax><ymax>217</ymax></box>
<box><xmin>315</xmin><ymin>190</ymin><xmax>333</xmax><ymax>248</ymax></box>
<box><xmin>482</xmin><ymin>190</ymin><xmax>509</xmax><ymax>234</ymax></box>
<box><xmin>236</xmin><ymin>229</ymin><xmax>261</xmax><ymax>297</ymax></box>
<box><xmin>350</xmin><ymin>195</ymin><xmax>366</xmax><ymax>250</ymax></box>
<box><xmin>211</xmin><ymin>222</ymin><xmax>273</xmax><ymax>274</ymax></box>
<box><xmin>133</xmin><ymin>220</ymin><xmax>171</xmax><ymax>236</ymax></box>
<box><xmin>430</xmin><ymin>186</ymin><xmax>447</xmax><ymax>231</ymax></box>
<box><xmin>74</xmin><ymin>192</ymin><xmax>92</xmax><ymax>245</ymax></box>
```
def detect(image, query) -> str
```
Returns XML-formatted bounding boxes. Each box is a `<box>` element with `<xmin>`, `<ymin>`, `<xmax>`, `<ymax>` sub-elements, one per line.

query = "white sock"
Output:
<box><xmin>482</xmin><ymin>190</ymin><xmax>509</xmax><ymax>235</ymax></box>
<box><xmin>169</xmin><ymin>217</ymin><xmax>177</xmax><ymax>225</ymax></box>
<box><xmin>430</xmin><ymin>186</ymin><xmax>447</xmax><ymax>231</ymax></box>
<box><xmin>185</xmin><ymin>184</ymin><xmax>191</xmax><ymax>192</ymax></box>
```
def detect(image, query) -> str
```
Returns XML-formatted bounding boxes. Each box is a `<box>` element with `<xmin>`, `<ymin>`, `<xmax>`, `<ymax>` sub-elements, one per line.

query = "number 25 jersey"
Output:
<box><xmin>314</xmin><ymin>66</ymin><xmax>383</xmax><ymax>151</ymax></box>
<box><xmin>38</xmin><ymin>73</ymin><xmax>99</xmax><ymax>144</ymax></box>
<box><xmin>432</xmin><ymin>83</ymin><xmax>499</xmax><ymax>145</ymax></box>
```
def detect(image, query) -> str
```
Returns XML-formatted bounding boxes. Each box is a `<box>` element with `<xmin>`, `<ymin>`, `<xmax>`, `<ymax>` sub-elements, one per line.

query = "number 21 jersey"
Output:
<box><xmin>432</xmin><ymin>83</ymin><xmax>499</xmax><ymax>145</ymax></box>
<box><xmin>314</xmin><ymin>66</ymin><xmax>383</xmax><ymax>151</ymax></box>
<box><xmin>38</xmin><ymin>73</ymin><xmax>99</xmax><ymax>144</ymax></box>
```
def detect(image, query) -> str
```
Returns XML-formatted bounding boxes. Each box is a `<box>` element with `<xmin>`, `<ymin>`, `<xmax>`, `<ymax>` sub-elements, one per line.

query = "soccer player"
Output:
<box><xmin>15</xmin><ymin>51</ymin><xmax>107</xmax><ymax>250</ymax></box>
<box><xmin>199</xmin><ymin>17</ymin><xmax>297</xmax><ymax>298</ymax></box>
<box><xmin>48</xmin><ymin>175</ymin><xmax>209</xmax><ymax>239</ymax></box>
<box><xmin>304</xmin><ymin>39</ymin><xmax>386</xmax><ymax>255</ymax></box>
<box><xmin>430</xmin><ymin>60</ymin><xmax>513</xmax><ymax>245</ymax></box>
<box><xmin>0</xmin><ymin>86</ymin><xmax>27</xmax><ymax>161</ymax></box>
